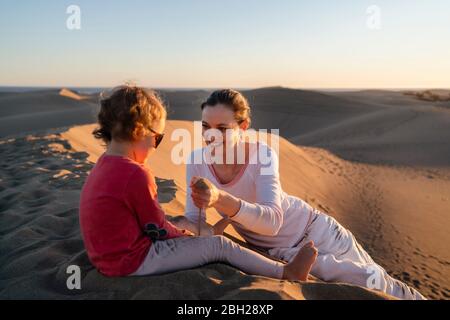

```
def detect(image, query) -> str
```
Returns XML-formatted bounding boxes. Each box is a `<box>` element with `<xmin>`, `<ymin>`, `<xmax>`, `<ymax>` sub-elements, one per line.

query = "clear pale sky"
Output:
<box><xmin>1</xmin><ymin>0</ymin><xmax>449</xmax><ymax>89</ymax></box>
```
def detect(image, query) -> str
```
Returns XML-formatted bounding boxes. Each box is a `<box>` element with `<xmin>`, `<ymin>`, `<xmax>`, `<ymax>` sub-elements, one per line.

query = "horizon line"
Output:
<box><xmin>1</xmin><ymin>85</ymin><xmax>449</xmax><ymax>92</ymax></box>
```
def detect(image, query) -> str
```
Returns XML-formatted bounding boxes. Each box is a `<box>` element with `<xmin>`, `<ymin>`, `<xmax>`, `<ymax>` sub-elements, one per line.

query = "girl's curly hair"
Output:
<box><xmin>93</xmin><ymin>85</ymin><xmax>166</xmax><ymax>143</ymax></box>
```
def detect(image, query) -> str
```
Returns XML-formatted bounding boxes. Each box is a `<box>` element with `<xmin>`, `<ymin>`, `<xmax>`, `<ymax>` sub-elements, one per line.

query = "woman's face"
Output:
<box><xmin>201</xmin><ymin>104</ymin><xmax>246</xmax><ymax>151</ymax></box>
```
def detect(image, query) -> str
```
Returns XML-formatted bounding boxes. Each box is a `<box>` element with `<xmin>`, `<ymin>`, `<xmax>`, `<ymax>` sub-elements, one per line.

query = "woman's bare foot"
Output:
<box><xmin>282</xmin><ymin>241</ymin><xmax>318</xmax><ymax>281</ymax></box>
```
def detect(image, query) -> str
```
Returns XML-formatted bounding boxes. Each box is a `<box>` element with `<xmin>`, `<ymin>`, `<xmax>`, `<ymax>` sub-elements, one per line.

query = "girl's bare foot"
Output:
<box><xmin>282</xmin><ymin>241</ymin><xmax>318</xmax><ymax>281</ymax></box>
<box><xmin>213</xmin><ymin>218</ymin><xmax>231</xmax><ymax>235</ymax></box>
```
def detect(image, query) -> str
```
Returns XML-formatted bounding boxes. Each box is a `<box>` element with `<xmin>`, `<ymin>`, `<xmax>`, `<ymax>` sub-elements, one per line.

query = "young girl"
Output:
<box><xmin>79</xmin><ymin>85</ymin><xmax>317</xmax><ymax>280</ymax></box>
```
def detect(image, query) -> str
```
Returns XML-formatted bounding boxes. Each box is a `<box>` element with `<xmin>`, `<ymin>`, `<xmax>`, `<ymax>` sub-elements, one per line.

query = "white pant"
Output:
<box><xmin>131</xmin><ymin>235</ymin><xmax>284</xmax><ymax>279</ymax></box>
<box><xmin>268</xmin><ymin>211</ymin><xmax>426</xmax><ymax>300</ymax></box>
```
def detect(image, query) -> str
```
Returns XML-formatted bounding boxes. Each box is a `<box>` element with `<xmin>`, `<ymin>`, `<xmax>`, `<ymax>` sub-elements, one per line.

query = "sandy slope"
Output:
<box><xmin>63</xmin><ymin>121</ymin><xmax>450</xmax><ymax>299</ymax></box>
<box><xmin>1</xmin><ymin>87</ymin><xmax>449</xmax><ymax>299</ymax></box>
<box><xmin>0</xmin><ymin>129</ymin><xmax>390</xmax><ymax>300</ymax></box>
<box><xmin>296</xmin><ymin>90</ymin><xmax>450</xmax><ymax>167</ymax></box>
<box><xmin>0</xmin><ymin>89</ymin><xmax>98</xmax><ymax>137</ymax></box>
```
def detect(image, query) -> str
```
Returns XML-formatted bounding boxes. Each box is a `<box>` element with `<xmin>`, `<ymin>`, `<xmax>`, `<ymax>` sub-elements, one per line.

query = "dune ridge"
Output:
<box><xmin>0</xmin><ymin>89</ymin><xmax>98</xmax><ymax>137</ymax></box>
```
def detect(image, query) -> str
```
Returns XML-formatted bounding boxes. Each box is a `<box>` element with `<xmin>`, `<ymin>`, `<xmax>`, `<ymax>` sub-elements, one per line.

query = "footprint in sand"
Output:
<box><xmin>22</xmin><ymin>189</ymin><xmax>54</xmax><ymax>208</ymax></box>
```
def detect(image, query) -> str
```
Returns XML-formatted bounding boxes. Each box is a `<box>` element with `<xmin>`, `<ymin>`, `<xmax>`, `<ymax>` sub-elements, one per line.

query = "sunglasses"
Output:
<box><xmin>149</xmin><ymin>127</ymin><xmax>164</xmax><ymax>149</ymax></box>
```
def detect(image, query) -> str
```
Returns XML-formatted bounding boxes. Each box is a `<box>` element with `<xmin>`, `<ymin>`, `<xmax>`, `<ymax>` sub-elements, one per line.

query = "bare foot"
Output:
<box><xmin>282</xmin><ymin>241</ymin><xmax>318</xmax><ymax>281</ymax></box>
<box><xmin>169</xmin><ymin>216</ymin><xmax>213</xmax><ymax>236</ymax></box>
<box><xmin>213</xmin><ymin>218</ymin><xmax>231</xmax><ymax>235</ymax></box>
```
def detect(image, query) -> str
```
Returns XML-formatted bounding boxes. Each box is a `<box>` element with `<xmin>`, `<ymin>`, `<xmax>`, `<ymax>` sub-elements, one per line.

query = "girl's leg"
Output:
<box><xmin>132</xmin><ymin>235</ymin><xmax>285</xmax><ymax>279</ymax></box>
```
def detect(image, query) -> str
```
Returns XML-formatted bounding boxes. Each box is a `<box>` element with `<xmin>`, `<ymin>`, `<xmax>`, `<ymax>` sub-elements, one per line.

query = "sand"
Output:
<box><xmin>0</xmin><ymin>89</ymin><xmax>98</xmax><ymax>137</ymax></box>
<box><xmin>0</xmin><ymin>129</ymin><xmax>390</xmax><ymax>300</ymax></box>
<box><xmin>1</xmin><ymin>87</ymin><xmax>449</xmax><ymax>299</ymax></box>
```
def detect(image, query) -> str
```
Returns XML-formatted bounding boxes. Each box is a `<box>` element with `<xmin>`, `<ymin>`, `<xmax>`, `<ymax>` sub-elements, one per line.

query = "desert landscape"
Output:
<box><xmin>0</xmin><ymin>87</ymin><xmax>449</xmax><ymax>299</ymax></box>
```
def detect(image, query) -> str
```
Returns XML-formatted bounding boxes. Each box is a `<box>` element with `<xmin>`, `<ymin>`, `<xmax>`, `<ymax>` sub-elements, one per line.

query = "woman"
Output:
<box><xmin>79</xmin><ymin>85</ymin><xmax>317</xmax><ymax>280</ymax></box>
<box><xmin>185</xmin><ymin>89</ymin><xmax>426</xmax><ymax>300</ymax></box>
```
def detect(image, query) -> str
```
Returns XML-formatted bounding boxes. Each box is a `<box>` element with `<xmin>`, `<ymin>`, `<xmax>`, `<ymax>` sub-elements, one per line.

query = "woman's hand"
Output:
<box><xmin>190</xmin><ymin>176</ymin><xmax>221</xmax><ymax>209</ymax></box>
<box><xmin>190</xmin><ymin>176</ymin><xmax>241</xmax><ymax>218</ymax></box>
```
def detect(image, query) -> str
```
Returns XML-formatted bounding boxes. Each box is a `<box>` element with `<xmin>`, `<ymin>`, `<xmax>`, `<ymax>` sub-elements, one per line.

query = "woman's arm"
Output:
<box><xmin>218</xmin><ymin>177</ymin><xmax>283</xmax><ymax>236</ymax></box>
<box><xmin>190</xmin><ymin>176</ymin><xmax>241</xmax><ymax>217</ymax></box>
<box><xmin>190</xmin><ymin>145</ymin><xmax>284</xmax><ymax>236</ymax></box>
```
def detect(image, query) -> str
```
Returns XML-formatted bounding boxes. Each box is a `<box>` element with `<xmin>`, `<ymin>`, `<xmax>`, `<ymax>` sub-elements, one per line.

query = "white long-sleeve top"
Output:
<box><xmin>184</xmin><ymin>142</ymin><xmax>314</xmax><ymax>249</ymax></box>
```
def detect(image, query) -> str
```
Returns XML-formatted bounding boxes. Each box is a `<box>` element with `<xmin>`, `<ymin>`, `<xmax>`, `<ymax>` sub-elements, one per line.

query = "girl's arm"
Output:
<box><xmin>126</xmin><ymin>168</ymin><xmax>187</xmax><ymax>239</ymax></box>
<box><xmin>169</xmin><ymin>215</ymin><xmax>213</xmax><ymax>236</ymax></box>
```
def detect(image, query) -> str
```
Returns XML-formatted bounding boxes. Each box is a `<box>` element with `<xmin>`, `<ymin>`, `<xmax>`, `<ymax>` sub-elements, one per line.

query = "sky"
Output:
<box><xmin>0</xmin><ymin>0</ymin><xmax>449</xmax><ymax>89</ymax></box>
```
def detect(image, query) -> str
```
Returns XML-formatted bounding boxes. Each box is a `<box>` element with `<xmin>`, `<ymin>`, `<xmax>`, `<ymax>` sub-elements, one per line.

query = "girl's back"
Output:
<box><xmin>80</xmin><ymin>154</ymin><xmax>153</xmax><ymax>276</ymax></box>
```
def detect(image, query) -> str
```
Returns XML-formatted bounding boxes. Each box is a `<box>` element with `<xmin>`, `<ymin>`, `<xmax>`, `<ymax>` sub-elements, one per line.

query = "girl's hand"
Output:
<box><xmin>183</xmin><ymin>229</ymin><xmax>195</xmax><ymax>237</ymax></box>
<box><xmin>190</xmin><ymin>177</ymin><xmax>221</xmax><ymax>209</ymax></box>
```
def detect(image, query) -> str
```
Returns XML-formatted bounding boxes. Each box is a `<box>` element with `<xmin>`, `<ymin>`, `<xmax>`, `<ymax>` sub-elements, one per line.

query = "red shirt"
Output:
<box><xmin>79</xmin><ymin>154</ymin><xmax>186</xmax><ymax>276</ymax></box>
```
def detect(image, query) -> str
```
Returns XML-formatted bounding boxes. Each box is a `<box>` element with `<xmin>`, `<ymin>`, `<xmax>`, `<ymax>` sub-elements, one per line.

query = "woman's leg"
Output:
<box><xmin>132</xmin><ymin>235</ymin><xmax>286</xmax><ymax>278</ymax></box>
<box><xmin>270</xmin><ymin>212</ymin><xmax>426</xmax><ymax>300</ymax></box>
<box><xmin>306</xmin><ymin>212</ymin><xmax>425</xmax><ymax>300</ymax></box>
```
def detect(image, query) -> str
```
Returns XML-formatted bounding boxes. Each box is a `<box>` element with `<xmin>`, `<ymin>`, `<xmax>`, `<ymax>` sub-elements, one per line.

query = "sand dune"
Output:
<box><xmin>0</xmin><ymin>128</ymin><xmax>391</xmax><ymax>300</ymax></box>
<box><xmin>1</xmin><ymin>87</ymin><xmax>449</xmax><ymax>299</ymax></box>
<box><xmin>59</xmin><ymin>121</ymin><xmax>450</xmax><ymax>299</ymax></box>
<box><xmin>0</xmin><ymin>89</ymin><xmax>98</xmax><ymax>137</ymax></box>
<box><xmin>294</xmin><ymin>103</ymin><xmax>450</xmax><ymax>166</ymax></box>
<box><xmin>405</xmin><ymin>89</ymin><xmax>450</xmax><ymax>103</ymax></box>
<box><xmin>58</xmin><ymin>88</ymin><xmax>88</xmax><ymax>101</ymax></box>
<box><xmin>160</xmin><ymin>87</ymin><xmax>374</xmax><ymax>140</ymax></box>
